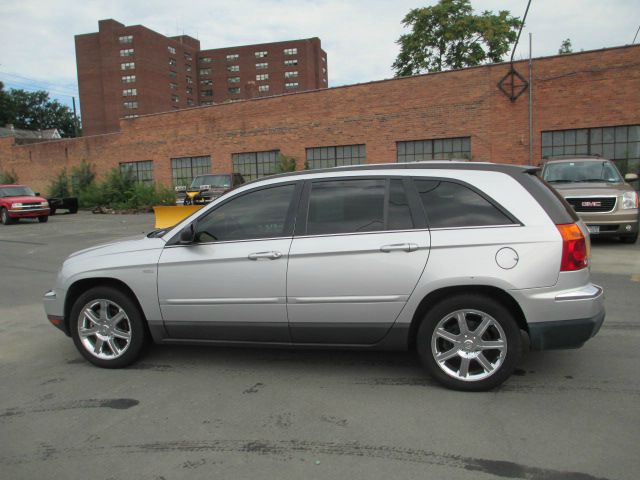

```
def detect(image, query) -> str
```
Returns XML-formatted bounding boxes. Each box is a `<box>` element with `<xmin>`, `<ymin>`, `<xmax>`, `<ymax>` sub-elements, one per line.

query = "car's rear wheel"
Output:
<box><xmin>70</xmin><ymin>286</ymin><xmax>147</xmax><ymax>368</ymax></box>
<box><xmin>38</xmin><ymin>216</ymin><xmax>48</xmax><ymax>223</ymax></box>
<box><xmin>417</xmin><ymin>294</ymin><xmax>521</xmax><ymax>391</ymax></box>
<box><xmin>620</xmin><ymin>232</ymin><xmax>638</xmax><ymax>244</ymax></box>
<box><xmin>1</xmin><ymin>207</ymin><xmax>14</xmax><ymax>225</ymax></box>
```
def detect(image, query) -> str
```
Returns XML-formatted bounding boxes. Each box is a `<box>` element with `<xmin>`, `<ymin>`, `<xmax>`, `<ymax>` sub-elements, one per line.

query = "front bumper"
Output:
<box><xmin>9</xmin><ymin>207</ymin><xmax>50</xmax><ymax>218</ymax></box>
<box><xmin>43</xmin><ymin>289</ymin><xmax>69</xmax><ymax>335</ymax></box>
<box><xmin>579</xmin><ymin>210</ymin><xmax>639</xmax><ymax>237</ymax></box>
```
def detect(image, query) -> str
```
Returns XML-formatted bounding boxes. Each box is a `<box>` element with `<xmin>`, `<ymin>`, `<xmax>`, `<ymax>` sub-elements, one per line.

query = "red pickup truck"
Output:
<box><xmin>0</xmin><ymin>184</ymin><xmax>51</xmax><ymax>225</ymax></box>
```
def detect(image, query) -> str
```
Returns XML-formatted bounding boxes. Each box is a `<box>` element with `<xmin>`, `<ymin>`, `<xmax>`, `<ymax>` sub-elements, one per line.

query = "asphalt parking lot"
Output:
<box><xmin>1</xmin><ymin>211</ymin><xmax>638</xmax><ymax>480</ymax></box>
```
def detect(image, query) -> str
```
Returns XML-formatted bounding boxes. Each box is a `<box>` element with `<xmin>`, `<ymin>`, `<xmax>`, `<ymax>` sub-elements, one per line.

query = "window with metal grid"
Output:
<box><xmin>171</xmin><ymin>156</ymin><xmax>211</xmax><ymax>186</ymax></box>
<box><xmin>397</xmin><ymin>137</ymin><xmax>471</xmax><ymax>162</ymax></box>
<box><xmin>119</xmin><ymin>160</ymin><xmax>154</xmax><ymax>185</ymax></box>
<box><xmin>232</xmin><ymin>150</ymin><xmax>280</xmax><ymax>182</ymax></box>
<box><xmin>305</xmin><ymin>145</ymin><xmax>366</xmax><ymax>170</ymax></box>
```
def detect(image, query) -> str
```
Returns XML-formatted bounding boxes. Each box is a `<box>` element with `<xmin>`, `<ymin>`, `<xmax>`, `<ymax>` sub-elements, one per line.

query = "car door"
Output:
<box><xmin>287</xmin><ymin>177</ymin><xmax>430</xmax><ymax>344</ymax></box>
<box><xmin>157</xmin><ymin>181</ymin><xmax>300</xmax><ymax>342</ymax></box>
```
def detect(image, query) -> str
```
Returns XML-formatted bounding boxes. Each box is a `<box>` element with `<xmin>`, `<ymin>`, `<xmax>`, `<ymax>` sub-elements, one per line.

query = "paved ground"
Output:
<box><xmin>1</xmin><ymin>211</ymin><xmax>638</xmax><ymax>480</ymax></box>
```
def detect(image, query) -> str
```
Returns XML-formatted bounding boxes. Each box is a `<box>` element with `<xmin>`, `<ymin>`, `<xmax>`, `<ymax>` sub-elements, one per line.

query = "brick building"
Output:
<box><xmin>76</xmin><ymin>19</ymin><xmax>328</xmax><ymax>136</ymax></box>
<box><xmin>1</xmin><ymin>45</ymin><xmax>639</xmax><ymax>194</ymax></box>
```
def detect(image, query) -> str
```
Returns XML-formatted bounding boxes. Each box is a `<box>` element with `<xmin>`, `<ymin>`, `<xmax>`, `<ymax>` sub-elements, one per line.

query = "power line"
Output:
<box><xmin>0</xmin><ymin>70</ymin><xmax>78</xmax><ymax>97</ymax></box>
<box><xmin>1</xmin><ymin>79</ymin><xmax>77</xmax><ymax>99</ymax></box>
<box><xmin>511</xmin><ymin>0</ymin><xmax>533</xmax><ymax>64</ymax></box>
<box><xmin>633</xmin><ymin>24</ymin><xmax>640</xmax><ymax>44</ymax></box>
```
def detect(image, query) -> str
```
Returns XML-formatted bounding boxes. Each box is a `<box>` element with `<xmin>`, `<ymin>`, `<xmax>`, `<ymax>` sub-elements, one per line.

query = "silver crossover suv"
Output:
<box><xmin>44</xmin><ymin>162</ymin><xmax>605</xmax><ymax>391</ymax></box>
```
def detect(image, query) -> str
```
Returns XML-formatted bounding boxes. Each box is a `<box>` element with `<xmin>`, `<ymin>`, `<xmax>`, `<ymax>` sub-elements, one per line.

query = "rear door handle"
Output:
<box><xmin>380</xmin><ymin>243</ymin><xmax>418</xmax><ymax>253</ymax></box>
<box><xmin>248</xmin><ymin>251</ymin><xmax>282</xmax><ymax>260</ymax></box>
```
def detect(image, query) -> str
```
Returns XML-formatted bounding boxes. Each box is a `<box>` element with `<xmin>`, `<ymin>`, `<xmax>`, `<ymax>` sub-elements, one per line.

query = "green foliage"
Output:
<box><xmin>70</xmin><ymin>160</ymin><xmax>96</xmax><ymax>194</ymax></box>
<box><xmin>276</xmin><ymin>154</ymin><xmax>297</xmax><ymax>173</ymax></box>
<box><xmin>393</xmin><ymin>0</ymin><xmax>522</xmax><ymax>76</ymax></box>
<box><xmin>47</xmin><ymin>168</ymin><xmax>71</xmax><ymax>197</ymax></box>
<box><xmin>0</xmin><ymin>87</ymin><xmax>78</xmax><ymax>137</ymax></box>
<box><xmin>0</xmin><ymin>169</ymin><xmax>19</xmax><ymax>184</ymax></box>
<box><xmin>558</xmin><ymin>38</ymin><xmax>573</xmax><ymax>54</ymax></box>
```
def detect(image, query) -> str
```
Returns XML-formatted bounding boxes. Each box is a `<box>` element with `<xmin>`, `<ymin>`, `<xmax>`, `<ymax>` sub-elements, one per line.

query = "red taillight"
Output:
<box><xmin>557</xmin><ymin>223</ymin><xmax>587</xmax><ymax>271</ymax></box>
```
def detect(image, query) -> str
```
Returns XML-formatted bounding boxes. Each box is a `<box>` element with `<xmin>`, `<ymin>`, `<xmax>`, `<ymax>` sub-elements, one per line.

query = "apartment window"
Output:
<box><xmin>228</xmin><ymin>76</ymin><xmax>240</xmax><ymax>83</ymax></box>
<box><xmin>171</xmin><ymin>156</ymin><xmax>211</xmax><ymax>186</ymax></box>
<box><xmin>121</xmin><ymin>75</ymin><xmax>136</xmax><ymax>83</ymax></box>
<box><xmin>284</xmin><ymin>59</ymin><xmax>298</xmax><ymax>66</ymax></box>
<box><xmin>120</xmin><ymin>48</ymin><xmax>134</xmax><ymax>57</ymax></box>
<box><xmin>226</xmin><ymin>54</ymin><xmax>239</xmax><ymax>61</ymax></box>
<box><xmin>285</xmin><ymin>82</ymin><xmax>299</xmax><ymax>90</ymax></box>
<box><xmin>256</xmin><ymin>62</ymin><xmax>268</xmax><ymax>70</ymax></box>
<box><xmin>227</xmin><ymin>65</ymin><xmax>240</xmax><ymax>72</ymax></box>
<box><xmin>186</xmin><ymin>86</ymin><xmax>193</xmax><ymax>95</ymax></box>
<box><xmin>396</xmin><ymin>137</ymin><xmax>471</xmax><ymax>162</ymax></box>
<box><xmin>200</xmin><ymin>57</ymin><xmax>212</xmax><ymax>63</ymax></box>
<box><xmin>119</xmin><ymin>35</ymin><xmax>133</xmax><ymax>44</ymax></box>
<box><xmin>283</xmin><ymin>48</ymin><xmax>297</xmax><ymax>56</ymax></box>
<box><xmin>284</xmin><ymin>71</ymin><xmax>298</xmax><ymax>78</ymax></box>
<box><xmin>200</xmin><ymin>68</ymin><xmax>211</xmax><ymax>76</ymax></box>
<box><xmin>541</xmin><ymin>125</ymin><xmax>640</xmax><ymax>175</ymax></box>
<box><xmin>186</xmin><ymin>64</ymin><xmax>192</xmax><ymax>72</ymax></box>
<box><xmin>255</xmin><ymin>51</ymin><xmax>268</xmax><ymax>58</ymax></box>
<box><xmin>306</xmin><ymin>145</ymin><xmax>366</xmax><ymax>169</ymax></box>
<box><xmin>322</xmin><ymin>67</ymin><xmax>326</xmax><ymax>73</ymax></box>
<box><xmin>169</xmin><ymin>82</ymin><xmax>178</xmax><ymax>90</ymax></box>
<box><xmin>256</xmin><ymin>74</ymin><xmax>269</xmax><ymax>81</ymax></box>
<box><xmin>322</xmin><ymin>56</ymin><xmax>326</xmax><ymax>62</ymax></box>
<box><xmin>200</xmin><ymin>79</ymin><xmax>213</xmax><ymax>86</ymax></box>
<box><xmin>168</xmin><ymin>46</ymin><xmax>176</xmax><ymax>55</ymax></box>
<box><xmin>232</xmin><ymin>150</ymin><xmax>280</xmax><ymax>182</ymax></box>
<box><xmin>187</xmin><ymin>98</ymin><xmax>193</xmax><ymax>106</ymax></box>
<box><xmin>172</xmin><ymin>95</ymin><xmax>179</xmax><ymax>103</ymax></box>
<box><xmin>123</xmin><ymin>101</ymin><xmax>138</xmax><ymax>109</ymax></box>
<box><xmin>201</xmin><ymin>89</ymin><xmax>213</xmax><ymax>97</ymax></box>
<box><xmin>228</xmin><ymin>87</ymin><xmax>240</xmax><ymax>94</ymax></box>
<box><xmin>123</xmin><ymin>114</ymin><xmax>138</xmax><ymax>119</ymax></box>
<box><xmin>169</xmin><ymin>71</ymin><xmax>177</xmax><ymax>79</ymax></box>
<box><xmin>184</xmin><ymin>52</ymin><xmax>192</xmax><ymax>61</ymax></box>
<box><xmin>121</xmin><ymin>62</ymin><xmax>135</xmax><ymax>70</ymax></box>
<box><xmin>120</xmin><ymin>160</ymin><xmax>154</xmax><ymax>185</ymax></box>
<box><xmin>169</xmin><ymin>58</ymin><xmax>177</xmax><ymax>67</ymax></box>
<box><xmin>186</xmin><ymin>76</ymin><xmax>193</xmax><ymax>84</ymax></box>
<box><xmin>201</xmin><ymin>101</ymin><xmax>213</xmax><ymax>106</ymax></box>
<box><xmin>122</xmin><ymin>88</ymin><xmax>137</xmax><ymax>96</ymax></box>
<box><xmin>258</xmin><ymin>85</ymin><xmax>269</xmax><ymax>93</ymax></box>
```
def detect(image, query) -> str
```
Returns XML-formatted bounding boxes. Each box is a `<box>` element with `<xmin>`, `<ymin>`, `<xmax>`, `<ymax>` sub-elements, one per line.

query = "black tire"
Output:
<box><xmin>1</xmin><ymin>207</ymin><xmax>14</xmax><ymax>225</ymax></box>
<box><xmin>620</xmin><ymin>232</ymin><xmax>638</xmax><ymax>244</ymax></box>
<box><xmin>50</xmin><ymin>208</ymin><xmax>57</xmax><ymax>216</ymax></box>
<box><xmin>70</xmin><ymin>286</ymin><xmax>148</xmax><ymax>368</ymax></box>
<box><xmin>68</xmin><ymin>205</ymin><xmax>78</xmax><ymax>214</ymax></box>
<box><xmin>38</xmin><ymin>216</ymin><xmax>49</xmax><ymax>223</ymax></box>
<box><xmin>416</xmin><ymin>294</ymin><xmax>521</xmax><ymax>391</ymax></box>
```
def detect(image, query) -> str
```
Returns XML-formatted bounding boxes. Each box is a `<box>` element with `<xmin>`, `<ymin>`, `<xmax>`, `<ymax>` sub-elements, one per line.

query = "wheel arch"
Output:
<box><xmin>407</xmin><ymin>285</ymin><xmax>528</xmax><ymax>350</ymax></box>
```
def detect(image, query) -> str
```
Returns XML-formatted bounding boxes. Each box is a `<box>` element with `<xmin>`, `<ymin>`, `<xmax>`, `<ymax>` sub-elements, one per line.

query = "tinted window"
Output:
<box><xmin>195</xmin><ymin>184</ymin><xmax>295</xmax><ymax>242</ymax></box>
<box><xmin>415</xmin><ymin>179</ymin><xmax>513</xmax><ymax>228</ymax></box>
<box><xmin>388</xmin><ymin>179</ymin><xmax>414</xmax><ymax>230</ymax></box>
<box><xmin>307</xmin><ymin>179</ymin><xmax>385</xmax><ymax>235</ymax></box>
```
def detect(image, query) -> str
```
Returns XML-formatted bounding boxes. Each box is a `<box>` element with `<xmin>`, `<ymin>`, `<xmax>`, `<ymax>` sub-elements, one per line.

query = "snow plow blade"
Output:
<box><xmin>153</xmin><ymin>205</ymin><xmax>204</xmax><ymax>229</ymax></box>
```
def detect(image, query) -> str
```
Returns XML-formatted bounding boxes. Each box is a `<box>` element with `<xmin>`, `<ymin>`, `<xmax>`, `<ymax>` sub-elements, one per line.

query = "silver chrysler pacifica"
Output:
<box><xmin>44</xmin><ymin>162</ymin><xmax>605</xmax><ymax>391</ymax></box>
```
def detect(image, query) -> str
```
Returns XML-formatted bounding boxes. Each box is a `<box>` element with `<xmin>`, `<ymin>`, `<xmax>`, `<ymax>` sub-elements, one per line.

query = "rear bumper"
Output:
<box><xmin>528</xmin><ymin>310</ymin><xmax>605</xmax><ymax>350</ymax></box>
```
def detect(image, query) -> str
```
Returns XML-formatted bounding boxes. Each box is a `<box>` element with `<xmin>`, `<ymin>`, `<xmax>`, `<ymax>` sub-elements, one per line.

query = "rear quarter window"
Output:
<box><xmin>414</xmin><ymin>179</ymin><xmax>516</xmax><ymax>228</ymax></box>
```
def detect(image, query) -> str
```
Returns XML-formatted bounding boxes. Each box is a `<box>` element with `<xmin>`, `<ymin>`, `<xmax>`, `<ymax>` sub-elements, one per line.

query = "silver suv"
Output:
<box><xmin>44</xmin><ymin>162</ymin><xmax>605</xmax><ymax>391</ymax></box>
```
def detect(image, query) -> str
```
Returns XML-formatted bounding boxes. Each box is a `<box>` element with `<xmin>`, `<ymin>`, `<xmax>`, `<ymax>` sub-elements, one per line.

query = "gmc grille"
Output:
<box><xmin>566</xmin><ymin>197</ymin><xmax>616</xmax><ymax>213</ymax></box>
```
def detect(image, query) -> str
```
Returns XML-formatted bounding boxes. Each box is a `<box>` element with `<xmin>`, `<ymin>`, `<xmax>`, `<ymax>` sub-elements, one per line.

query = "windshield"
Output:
<box><xmin>543</xmin><ymin>160</ymin><xmax>623</xmax><ymax>183</ymax></box>
<box><xmin>191</xmin><ymin>175</ymin><xmax>232</xmax><ymax>189</ymax></box>
<box><xmin>0</xmin><ymin>186</ymin><xmax>36</xmax><ymax>197</ymax></box>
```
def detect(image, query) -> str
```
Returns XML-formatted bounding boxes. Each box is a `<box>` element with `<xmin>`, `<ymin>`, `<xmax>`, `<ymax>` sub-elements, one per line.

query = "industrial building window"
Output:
<box><xmin>396</xmin><ymin>137</ymin><xmax>471</xmax><ymax>162</ymax></box>
<box><xmin>200</xmin><ymin>68</ymin><xmax>211</xmax><ymax>76</ymax></box>
<box><xmin>232</xmin><ymin>150</ymin><xmax>280</xmax><ymax>182</ymax></box>
<box><xmin>256</xmin><ymin>74</ymin><xmax>269</xmax><ymax>81</ymax></box>
<box><xmin>228</xmin><ymin>87</ymin><xmax>240</xmax><ymax>94</ymax></box>
<box><xmin>258</xmin><ymin>85</ymin><xmax>269</xmax><ymax>92</ymax></box>
<box><xmin>283</xmin><ymin>48</ymin><xmax>297</xmax><ymax>56</ymax></box>
<box><xmin>227</xmin><ymin>65</ymin><xmax>240</xmax><ymax>72</ymax></box>
<box><xmin>121</xmin><ymin>75</ymin><xmax>136</xmax><ymax>83</ymax></box>
<box><xmin>171</xmin><ymin>156</ymin><xmax>211</xmax><ymax>186</ymax></box>
<box><xmin>306</xmin><ymin>145</ymin><xmax>366</xmax><ymax>169</ymax></box>
<box><xmin>122</xmin><ymin>88</ymin><xmax>137</xmax><ymax>96</ymax></box>
<box><xmin>255</xmin><ymin>51</ymin><xmax>268</xmax><ymax>58</ymax></box>
<box><xmin>200</xmin><ymin>57</ymin><xmax>212</xmax><ymax>63</ymax></box>
<box><xmin>228</xmin><ymin>76</ymin><xmax>240</xmax><ymax>83</ymax></box>
<box><xmin>123</xmin><ymin>101</ymin><xmax>138</xmax><ymax>109</ymax></box>
<box><xmin>120</xmin><ymin>161</ymin><xmax>154</xmax><ymax>185</ymax></box>
<box><xmin>168</xmin><ymin>46</ymin><xmax>176</xmax><ymax>55</ymax></box>
<box><xmin>284</xmin><ymin>59</ymin><xmax>298</xmax><ymax>66</ymax></box>
<box><xmin>285</xmin><ymin>82</ymin><xmax>299</xmax><ymax>90</ymax></box>
<box><xmin>284</xmin><ymin>71</ymin><xmax>298</xmax><ymax>78</ymax></box>
<box><xmin>256</xmin><ymin>62</ymin><xmax>268</xmax><ymax>70</ymax></box>
<box><xmin>120</xmin><ymin>49</ymin><xmax>134</xmax><ymax>57</ymax></box>
<box><xmin>226</xmin><ymin>54</ymin><xmax>239</xmax><ymax>61</ymax></box>
<box><xmin>121</xmin><ymin>62</ymin><xmax>135</xmax><ymax>70</ymax></box>
<box><xmin>119</xmin><ymin>35</ymin><xmax>133</xmax><ymax>44</ymax></box>
<box><xmin>201</xmin><ymin>90</ymin><xmax>213</xmax><ymax>97</ymax></box>
<box><xmin>541</xmin><ymin>125</ymin><xmax>640</xmax><ymax>176</ymax></box>
<box><xmin>200</xmin><ymin>79</ymin><xmax>213</xmax><ymax>86</ymax></box>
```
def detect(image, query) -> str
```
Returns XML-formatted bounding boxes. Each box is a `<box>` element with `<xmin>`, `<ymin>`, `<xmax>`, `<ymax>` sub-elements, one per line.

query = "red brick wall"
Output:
<box><xmin>2</xmin><ymin>45</ymin><xmax>639</xmax><ymax>194</ymax></box>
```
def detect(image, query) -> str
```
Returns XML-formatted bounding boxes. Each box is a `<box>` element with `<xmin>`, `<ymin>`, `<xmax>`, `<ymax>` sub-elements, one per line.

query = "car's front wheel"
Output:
<box><xmin>70</xmin><ymin>286</ymin><xmax>147</xmax><ymax>368</ymax></box>
<box><xmin>1</xmin><ymin>207</ymin><xmax>14</xmax><ymax>225</ymax></box>
<box><xmin>620</xmin><ymin>232</ymin><xmax>638</xmax><ymax>244</ymax></box>
<box><xmin>38</xmin><ymin>216</ymin><xmax>48</xmax><ymax>223</ymax></box>
<box><xmin>417</xmin><ymin>294</ymin><xmax>521</xmax><ymax>391</ymax></box>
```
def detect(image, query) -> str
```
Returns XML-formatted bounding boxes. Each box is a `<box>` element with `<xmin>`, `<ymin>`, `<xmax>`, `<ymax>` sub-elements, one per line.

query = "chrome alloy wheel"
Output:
<box><xmin>430</xmin><ymin>309</ymin><xmax>507</xmax><ymax>382</ymax></box>
<box><xmin>77</xmin><ymin>299</ymin><xmax>132</xmax><ymax>360</ymax></box>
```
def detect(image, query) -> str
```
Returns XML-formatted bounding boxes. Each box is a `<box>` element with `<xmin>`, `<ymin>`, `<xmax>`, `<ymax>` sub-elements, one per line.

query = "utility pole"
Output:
<box><xmin>72</xmin><ymin>96</ymin><xmax>79</xmax><ymax>137</ymax></box>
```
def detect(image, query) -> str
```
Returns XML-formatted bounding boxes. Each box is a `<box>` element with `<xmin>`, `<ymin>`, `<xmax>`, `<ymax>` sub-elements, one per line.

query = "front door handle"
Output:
<box><xmin>380</xmin><ymin>243</ymin><xmax>418</xmax><ymax>253</ymax></box>
<box><xmin>248</xmin><ymin>251</ymin><xmax>282</xmax><ymax>260</ymax></box>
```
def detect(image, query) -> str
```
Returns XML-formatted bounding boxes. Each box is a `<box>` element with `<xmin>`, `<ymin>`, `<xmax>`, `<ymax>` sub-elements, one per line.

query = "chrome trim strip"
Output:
<box><xmin>163</xmin><ymin>297</ymin><xmax>283</xmax><ymax>305</ymax></box>
<box><xmin>555</xmin><ymin>285</ymin><xmax>603</xmax><ymax>301</ymax></box>
<box><xmin>291</xmin><ymin>295</ymin><xmax>407</xmax><ymax>304</ymax></box>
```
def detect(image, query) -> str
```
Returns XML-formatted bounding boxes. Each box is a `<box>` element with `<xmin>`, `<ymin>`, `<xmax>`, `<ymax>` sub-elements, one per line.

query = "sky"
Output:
<box><xmin>0</xmin><ymin>0</ymin><xmax>638</xmax><ymax>112</ymax></box>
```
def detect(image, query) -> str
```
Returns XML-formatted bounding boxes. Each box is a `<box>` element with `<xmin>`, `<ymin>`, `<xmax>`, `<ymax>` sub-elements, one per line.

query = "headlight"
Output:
<box><xmin>40</xmin><ymin>201</ymin><xmax>49</xmax><ymax>207</ymax></box>
<box><xmin>11</xmin><ymin>202</ymin><xmax>23</xmax><ymax>208</ymax></box>
<box><xmin>622</xmin><ymin>191</ymin><xmax>638</xmax><ymax>209</ymax></box>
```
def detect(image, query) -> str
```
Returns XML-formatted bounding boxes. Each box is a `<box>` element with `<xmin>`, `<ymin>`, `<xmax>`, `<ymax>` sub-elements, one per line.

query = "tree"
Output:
<box><xmin>392</xmin><ymin>0</ymin><xmax>522</xmax><ymax>76</ymax></box>
<box><xmin>1</xmin><ymin>88</ymin><xmax>77</xmax><ymax>137</ymax></box>
<box><xmin>558</xmin><ymin>38</ymin><xmax>573</xmax><ymax>54</ymax></box>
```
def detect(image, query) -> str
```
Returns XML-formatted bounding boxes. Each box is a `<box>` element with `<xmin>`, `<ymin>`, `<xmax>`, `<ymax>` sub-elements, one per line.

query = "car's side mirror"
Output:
<box><xmin>34</xmin><ymin>192</ymin><xmax>40</xmax><ymax>196</ymax></box>
<box><xmin>178</xmin><ymin>224</ymin><xmax>196</xmax><ymax>245</ymax></box>
<box><xmin>624</xmin><ymin>173</ymin><xmax>639</xmax><ymax>182</ymax></box>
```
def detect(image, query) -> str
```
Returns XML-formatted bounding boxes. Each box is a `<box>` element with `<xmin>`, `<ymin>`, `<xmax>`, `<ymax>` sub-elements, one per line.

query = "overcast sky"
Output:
<box><xmin>0</xmin><ymin>0</ymin><xmax>638</xmax><ymax>111</ymax></box>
